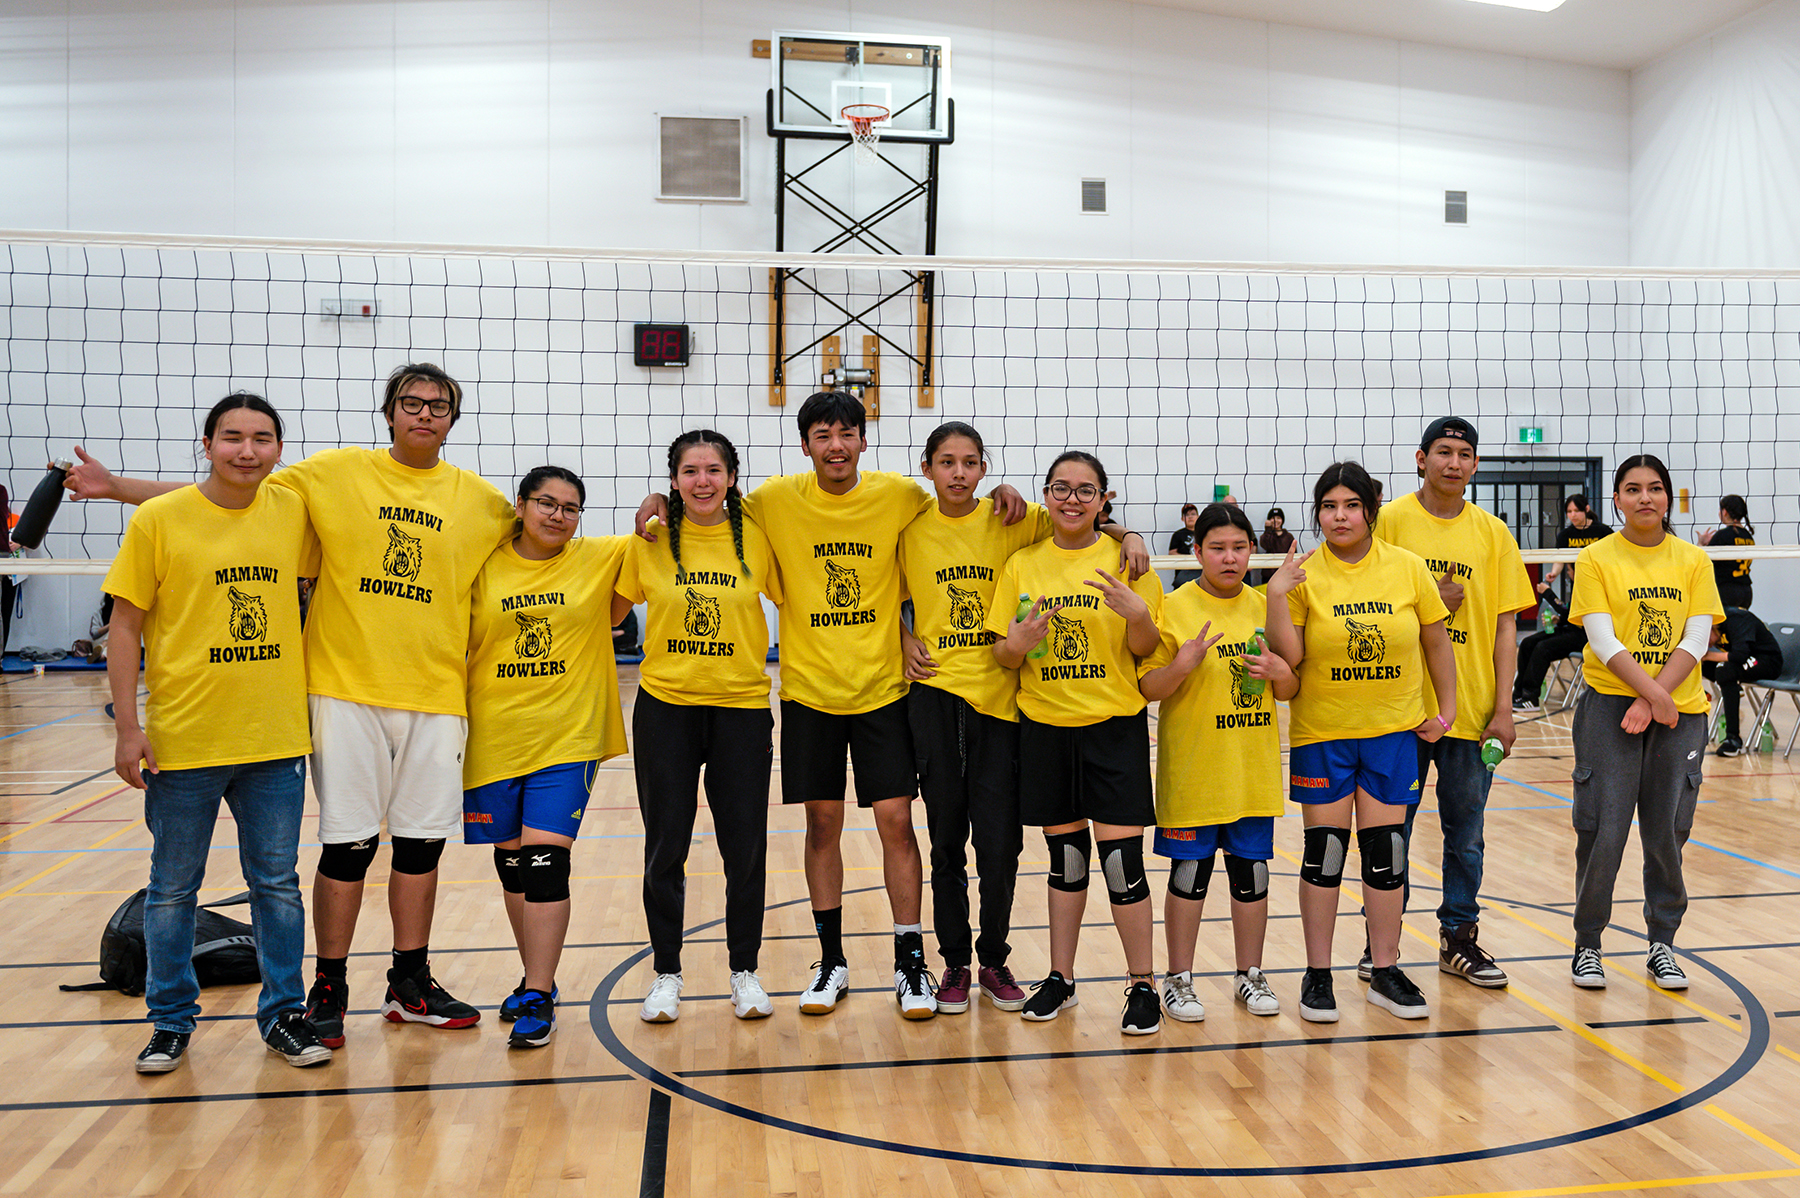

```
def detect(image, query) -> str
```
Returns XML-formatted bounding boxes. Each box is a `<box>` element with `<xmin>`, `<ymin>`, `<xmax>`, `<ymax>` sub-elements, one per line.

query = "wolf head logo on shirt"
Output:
<box><xmin>225</xmin><ymin>587</ymin><xmax>268</xmax><ymax>643</ymax></box>
<box><xmin>514</xmin><ymin>611</ymin><xmax>553</xmax><ymax>659</ymax></box>
<box><xmin>1047</xmin><ymin>612</ymin><xmax>1089</xmax><ymax>662</ymax></box>
<box><xmin>1637</xmin><ymin>602</ymin><xmax>1673</xmax><ymax>649</ymax></box>
<box><xmin>946</xmin><ymin>583</ymin><xmax>984</xmax><ymax>631</ymax></box>
<box><xmin>1227</xmin><ymin>655</ymin><xmax>1261</xmax><ymax>709</ymax></box>
<box><xmin>823</xmin><ymin>559</ymin><xmax>862</xmax><ymax>610</ymax></box>
<box><xmin>683</xmin><ymin>589</ymin><xmax>722</xmax><ymax>638</ymax></box>
<box><xmin>383</xmin><ymin>524</ymin><xmax>424</xmax><ymax>582</ymax></box>
<box><xmin>1345</xmin><ymin>617</ymin><xmax>1386</xmax><ymax>664</ymax></box>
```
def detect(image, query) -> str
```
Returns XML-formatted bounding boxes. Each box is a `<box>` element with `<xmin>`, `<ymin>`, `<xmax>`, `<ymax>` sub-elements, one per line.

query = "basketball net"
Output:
<box><xmin>842</xmin><ymin>104</ymin><xmax>889</xmax><ymax>168</ymax></box>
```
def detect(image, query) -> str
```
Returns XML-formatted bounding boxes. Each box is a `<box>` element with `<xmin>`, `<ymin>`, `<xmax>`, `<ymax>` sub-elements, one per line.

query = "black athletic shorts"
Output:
<box><xmin>780</xmin><ymin>696</ymin><xmax>918</xmax><ymax>808</ymax></box>
<box><xmin>1017</xmin><ymin>709</ymin><xmax>1154</xmax><ymax>828</ymax></box>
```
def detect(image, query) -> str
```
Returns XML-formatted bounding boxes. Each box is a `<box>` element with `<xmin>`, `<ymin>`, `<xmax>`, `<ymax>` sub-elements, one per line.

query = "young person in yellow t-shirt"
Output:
<box><xmin>462</xmin><ymin>467</ymin><xmax>628</xmax><ymax>1048</ymax></box>
<box><xmin>987</xmin><ymin>452</ymin><xmax>1167</xmax><ymax>1035</ymax></box>
<box><xmin>1139</xmin><ymin>503</ymin><xmax>1296</xmax><ymax>1023</ymax></box>
<box><xmin>67</xmin><ymin>363</ymin><xmax>516</xmax><ymax>1046</ymax></box>
<box><xmin>636</xmin><ymin>393</ymin><xmax>1027</xmax><ymax>1022</ymax></box>
<box><xmin>105</xmin><ymin>393</ymin><xmax>330</xmax><ymax>1075</ymax></box>
<box><xmin>1567</xmin><ymin>455</ymin><xmax>1723</xmax><ymax>992</ymax></box>
<box><xmin>617</xmin><ymin>431</ymin><xmax>784</xmax><ymax>1025</ymax></box>
<box><xmin>1264</xmin><ymin>461</ymin><xmax>1456</xmax><ymax>1025</ymax></box>
<box><xmin>1374</xmin><ymin>417</ymin><xmax>1535</xmax><ymax>990</ymax></box>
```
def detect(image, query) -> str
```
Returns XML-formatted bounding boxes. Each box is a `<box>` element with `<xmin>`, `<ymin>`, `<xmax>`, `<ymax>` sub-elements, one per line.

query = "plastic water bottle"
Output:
<box><xmin>1480</xmin><ymin>737</ymin><xmax>1505</xmax><ymax>773</ymax></box>
<box><xmin>1241</xmin><ymin>627</ymin><xmax>1267</xmax><ymax>697</ymax></box>
<box><xmin>1015</xmin><ymin>594</ymin><xmax>1049</xmax><ymax>660</ymax></box>
<box><xmin>1538</xmin><ymin>598</ymin><xmax>1558</xmax><ymax>635</ymax></box>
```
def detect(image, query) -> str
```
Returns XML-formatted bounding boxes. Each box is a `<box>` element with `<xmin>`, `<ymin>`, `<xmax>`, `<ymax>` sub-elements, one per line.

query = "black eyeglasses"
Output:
<box><xmin>1046</xmin><ymin>481</ymin><xmax>1101</xmax><ymax>503</ymax></box>
<box><xmin>527</xmin><ymin>496</ymin><xmax>583</xmax><ymax>520</ymax></box>
<box><xmin>396</xmin><ymin>396</ymin><xmax>453</xmax><ymax>418</ymax></box>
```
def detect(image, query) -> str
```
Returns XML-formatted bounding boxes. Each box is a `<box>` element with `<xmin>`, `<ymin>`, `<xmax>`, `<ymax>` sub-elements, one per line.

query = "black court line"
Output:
<box><xmin>0</xmin><ymin>1069</ymin><xmax>638</xmax><ymax>1114</ymax></box>
<box><xmin>1587</xmin><ymin>1015</ymin><xmax>1718</xmax><ymax>1029</ymax></box>
<box><xmin>0</xmin><ymin>768</ymin><xmax>119</xmax><ymax>800</ymax></box>
<box><xmin>639</xmin><ymin>1088</ymin><xmax>672</xmax><ymax>1198</ymax></box>
<box><xmin>675</xmin><ymin>1023</ymin><xmax>1560</xmax><ymax>1080</ymax></box>
<box><xmin>1685</xmin><ymin>891</ymin><xmax>1800</xmax><ymax>902</ymax></box>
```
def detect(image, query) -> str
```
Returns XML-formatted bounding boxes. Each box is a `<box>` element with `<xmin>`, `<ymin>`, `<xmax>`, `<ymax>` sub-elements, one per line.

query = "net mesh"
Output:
<box><xmin>4</xmin><ymin>234</ymin><xmax>1797</xmax><ymax>562</ymax></box>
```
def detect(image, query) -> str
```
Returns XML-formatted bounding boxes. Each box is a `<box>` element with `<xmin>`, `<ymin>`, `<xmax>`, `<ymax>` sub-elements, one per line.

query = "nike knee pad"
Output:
<box><xmin>1097</xmin><ymin>836</ymin><xmax>1151</xmax><ymax>906</ymax></box>
<box><xmin>1166</xmin><ymin>855</ymin><xmax>1215</xmax><ymax>902</ymax></box>
<box><xmin>1358</xmin><ymin>826</ymin><xmax>1408</xmax><ymax>892</ymax></box>
<box><xmin>1223</xmin><ymin>853</ymin><xmax>1269</xmax><ymax>903</ymax></box>
<box><xmin>1044</xmin><ymin>828</ymin><xmax>1092</xmax><ymax>893</ymax></box>
<box><xmin>388</xmin><ymin>836</ymin><xmax>445</xmax><ymax>877</ymax></box>
<box><xmin>316</xmin><ymin>838</ymin><xmax>379</xmax><ymax>883</ymax></box>
<box><xmin>520</xmin><ymin>844</ymin><xmax>572</xmax><ymax>904</ymax></box>
<box><xmin>1299</xmin><ymin>826</ymin><xmax>1350</xmax><ymax>888</ymax></box>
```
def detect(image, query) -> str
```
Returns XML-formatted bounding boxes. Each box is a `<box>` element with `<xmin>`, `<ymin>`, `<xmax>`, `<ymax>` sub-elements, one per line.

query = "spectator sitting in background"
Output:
<box><xmin>1257</xmin><ymin>507</ymin><xmax>1295</xmax><ymax>586</ymax></box>
<box><xmin>1702</xmin><ymin>607</ymin><xmax>1781</xmax><ymax>757</ymax></box>
<box><xmin>1169</xmin><ymin>503</ymin><xmax>1199</xmax><ymax>587</ymax></box>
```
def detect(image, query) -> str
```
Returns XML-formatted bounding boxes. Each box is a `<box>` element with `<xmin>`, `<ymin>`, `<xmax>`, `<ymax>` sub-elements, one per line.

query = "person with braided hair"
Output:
<box><xmin>617</xmin><ymin>430</ymin><xmax>785</xmax><ymax>1022</ymax></box>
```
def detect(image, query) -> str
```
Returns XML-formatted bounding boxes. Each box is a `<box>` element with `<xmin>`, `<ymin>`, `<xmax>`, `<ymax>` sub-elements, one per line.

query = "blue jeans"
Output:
<box><xmin>1404</xmin><ymin>736</ymin><xmax>1493</xmax><ymax>930</ymax></box>
<box><xmin>143</xmin><ymin>756</ymin><xmax>307</xmax><ymax>1037</ymax></box>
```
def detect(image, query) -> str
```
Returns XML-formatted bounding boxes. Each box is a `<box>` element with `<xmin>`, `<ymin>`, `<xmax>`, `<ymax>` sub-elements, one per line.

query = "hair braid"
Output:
<box><xmin>726</xmin><ymin>489</ymin><xmax>749</xmax><ymax>577</ymax></box>
<box><xmin>667</xmin><ymin>491</ymin><xmax>686</xmax><ymax>579</ymax></box>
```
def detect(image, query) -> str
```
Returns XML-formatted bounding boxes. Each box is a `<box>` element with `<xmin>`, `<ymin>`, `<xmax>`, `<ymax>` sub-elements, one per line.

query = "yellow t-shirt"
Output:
<box><xmin>1571</xmin><ymin>533</ymin><xmax>1724</xmax><ymax>715</ymax></box>
<box><xmin>744</xmin><ymin>470</ymin><xmax>933</xmax><ymax>715</ymax></box>
<box><xmin>899</xmin><ymin>499</ymin><xmax>1055</xmax><ymax>721</ymax></box>
<box><xmin>269</xmin><ymin>447</ymin><xmax>516</xmax><ymax>716</ymax></box>
<box><xmin>617</xmin><ymin>514</ymin><xmax>783</xmax><ymax>709</ymax></box>
<box><xmin>984</xmin><ymin>536</ymin><xmax>1165</xmax><ymax>727</ymax></box>
<box><xmin>1285</xmin><ymin>539</ymin><xmax>1451</xmax><ymax>747</ymax></box>
<box><xmin>1374</xmin><ymin>492</ymin><xmax>1536</xmax><ymax>739</ymax></box>
<box><xmin>464</xmin><ymin>536</ymin><xmax>629</xmax><ymax>789</ymax></box>
<box><xmin>104</xmin><ymin>485</ymin><xmax>317</xmax><ymax>770</ymax></box>
<box><xmin>1140</xmin><ymin>583</ymin><xmax>1284</xmax><ymax>827</ymax></box>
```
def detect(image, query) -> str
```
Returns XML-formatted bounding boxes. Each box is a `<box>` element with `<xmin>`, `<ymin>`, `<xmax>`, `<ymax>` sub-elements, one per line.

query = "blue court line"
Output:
<box><xmin>0</xmin><ymin>711</ymin><xmax>83</xmax><ymax>742</ymax></box>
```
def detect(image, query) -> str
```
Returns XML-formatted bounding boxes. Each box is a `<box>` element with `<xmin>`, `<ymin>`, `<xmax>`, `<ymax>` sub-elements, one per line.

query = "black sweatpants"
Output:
<box><xmin>633</xmin><ymin>690</ymin><xmax>774</xmax><ymax>974</ymax></box>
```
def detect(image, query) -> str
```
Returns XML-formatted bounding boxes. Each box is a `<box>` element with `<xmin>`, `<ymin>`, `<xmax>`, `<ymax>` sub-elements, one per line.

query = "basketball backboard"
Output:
<box><xmin>768</xmin><ymin>30</ymin><xmax>953</xmax><ymax>144</ymax></box>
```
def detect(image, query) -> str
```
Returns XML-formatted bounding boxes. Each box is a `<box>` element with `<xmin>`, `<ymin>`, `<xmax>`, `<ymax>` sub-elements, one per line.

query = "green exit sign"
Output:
<box><xmin>1519</xmin><ymin>427</ymin><xmax>1544</xmax><ymax>444</ymax></box>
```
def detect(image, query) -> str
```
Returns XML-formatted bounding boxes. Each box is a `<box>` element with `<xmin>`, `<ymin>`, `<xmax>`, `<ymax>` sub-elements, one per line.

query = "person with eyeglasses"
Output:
<box><xmin>63</xmin><ymin>363</ymin><xmax>517</xmax><ymax>1048</ymax></box>
<box><xmin>462</xmin><ymin>466</ymin><xmax>628</xmax><ymax>1047</ymax></box>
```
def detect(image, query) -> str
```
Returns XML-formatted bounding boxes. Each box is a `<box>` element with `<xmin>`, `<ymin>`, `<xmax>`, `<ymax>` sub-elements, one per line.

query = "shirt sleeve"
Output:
<box><xmin>984</xmin><ymin>558</ymin><xmax>1022</xmax><ymax>639</ymax></box>
<box><xmin>1416</xmin><ymin>561</ymin><xmax>1451</xmax><ymax>625</ymax></box>
<box><xmin>615</xmin><ymin>534</ymin><xmax>648</xmax><ymax>605</ymax></box>
<box><xmin>1690</xmin><ymin>548</ymin><xmax>1725</xmax><ymax>623</ymax></box>
<box><xmin>1569</xmin><ymin>546</ymin><xmax>1607</xmax><ymax>623</ymax></box>
<box><xmin>1286</xmin><ymin>583</ymin><xmax>1308</xmax><ymax>628</ymax></box>
<box><xmin>103</xmin><ymin>508</ymin><xmax>162</xmax><ymax>611</ymax></box>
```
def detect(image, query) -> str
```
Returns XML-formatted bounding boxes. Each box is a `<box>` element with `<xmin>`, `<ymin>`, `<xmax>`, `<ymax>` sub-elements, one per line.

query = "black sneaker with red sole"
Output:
<box><xmin>304</xmin><ymin>974</ymin><xmax>349</xmax><ymax>1048</ymax></box>
<box><xmin>381</xmin><ymin>970</ymin><xmax>480</xmax><ymax>1029</ymax></box>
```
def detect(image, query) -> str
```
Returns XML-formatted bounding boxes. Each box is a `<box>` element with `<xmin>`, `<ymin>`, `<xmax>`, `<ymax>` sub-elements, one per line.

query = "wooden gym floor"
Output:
<box><xmin>3</xmin><ymin>664</ymin><xmax>1799</xmax><ymax>1197</ymax></box>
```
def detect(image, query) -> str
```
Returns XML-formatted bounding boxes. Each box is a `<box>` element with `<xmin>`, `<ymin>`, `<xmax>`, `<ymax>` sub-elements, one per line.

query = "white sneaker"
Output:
<box><xmin>640</xmin><ymin>972</ymin><xmax>683</xmax><ymax>1022</ymax></box>
<box><xmin>895</xmin><ymin>960</ymin><xmax>938</xmax><ymax>1020</ymax></box>
<box><xmin>799</xmin><ymin>961</ymin><xmax>850</xmax><ymax>1015</ymax></box>
<box><xmin>1159</xmin><ymin>970</ymin><xmax>1206</xmax><ymax>1022</ymax></box>
<box><xmin>730</xmin><ymin>970</ymin><xmax>773</xmax><ymax>1019</ymax></box>
<box><xmin>1233</xmin><ymin>967</ymin><xmax>1281</xmax><ymax>1016</ymax></box>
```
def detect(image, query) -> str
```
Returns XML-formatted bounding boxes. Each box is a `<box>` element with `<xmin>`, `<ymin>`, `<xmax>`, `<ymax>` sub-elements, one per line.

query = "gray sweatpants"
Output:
<box><xmin>1570</xmin><ymin>692</ymin><xmax>1706</xmax><ymax>950</ymax></box>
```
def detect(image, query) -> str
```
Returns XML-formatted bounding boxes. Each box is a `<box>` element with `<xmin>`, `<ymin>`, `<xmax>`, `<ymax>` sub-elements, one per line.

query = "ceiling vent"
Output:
<box><xmin>1081</xmin><ymin>178</ymin><xmax>1107</xmax><ymax>214</ymax></box>
<box><xmin>659</xmin><ymin>116</ymin><xmax>747</xmax><ymax>203</ymax></box>
<box><xmin>1445</xmin><ymin>190</ymin><xmax>1468</xmax><ymax>225</ymax></box>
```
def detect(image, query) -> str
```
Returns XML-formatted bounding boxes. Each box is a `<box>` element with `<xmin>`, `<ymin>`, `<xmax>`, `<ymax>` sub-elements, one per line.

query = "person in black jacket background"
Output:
<box><xmin>1702</xmin><ymin>606</ymin><xmax>1782</xmax><ymax>757</ymax></box>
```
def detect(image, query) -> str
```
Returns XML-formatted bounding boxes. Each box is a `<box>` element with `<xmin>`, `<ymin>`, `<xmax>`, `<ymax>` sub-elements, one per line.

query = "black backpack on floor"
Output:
<box><xmin>60</xmin><ymin>890</ymin><xmax>261</xmax><ymax>996</ymax></box>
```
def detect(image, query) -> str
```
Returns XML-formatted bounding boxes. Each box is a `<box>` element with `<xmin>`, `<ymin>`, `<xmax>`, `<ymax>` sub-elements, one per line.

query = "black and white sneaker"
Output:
<box><xmin>304</xmin><ymin>973</ymin><xmax>348</xmax><ymax>1048</ymax></box>
<box><xmin>1121</xmin><ymin>981</ymin><xmax>1162</xmax><ymax>1035</ymax></box>
<box><xmin>1440</xmin><ymin>923</ymin><xmax>1509</xmax><ymax>988</ymax></box>
<box><xmin>1020</xmin><ymin>971</ymin><xmax>1078</xmax><ymax>1022</ymax></box>
<box><xmin>1571</xmin><ymin>947</ymin><xmax>1606</xmax><ymax>989</ymax></box>
<box><xmin>799</xmin><ymin>960</ymin><xmax>849</xmax><ymax>1015</ymax></box>
<box><xmin>1716</xmin><ymin>737</ymin><xmax>1745</xmax><ymax>758</ymax></box>
<box><xmin>1367</xmin><ymin>965</ymin><xmax>1430</xmax><ymax>1019</ymax></box>
<box><xmin>1299</xmin><ymin>966</ymin><xmax>1339</xmax><ymax>1023</ymax></box>
<box><xmin>381</xmin><ymin>970</ymin><xmax>481</xmax><ymax>1029</ymax></box>
<box><xmin>264</xmin><ymin>1010</ymin><xmax>333</xmax><ymax>1067</ymax></box>
<box><xmin>1645</xmin><ymin>942</ymin><xmax>1689</xmax><ymax>990</ymax></box>
<box><xmin>1357</xmin><ymin>939</ymin><xmax>1373</xmax><ymax>983</ymax></box>
<box><xmin>894</xmin><ymin>959</ymin><xmax>938</xmax><ymax>1020</ymax></box>
<box><xmin>135</xmin><ymin>1028</ymin><xmax>190</xmax><ymax>1074</ymax></box>
<box><xmin>1513</xmin><ymin>696</ymin><xmax>1540</xmax><ymax>713</ymax></box>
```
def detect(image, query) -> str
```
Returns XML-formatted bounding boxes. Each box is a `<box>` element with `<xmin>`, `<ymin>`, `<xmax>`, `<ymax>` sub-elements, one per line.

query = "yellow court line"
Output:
<box><xmin>0</xmin><ymin>821</ymin><xmax>143</xmax><ymax>899</ymax></box>
<box><xmin>0</xmin><ymin>783</ymin><xmax>128</xmax><ymax>846</ymax></box>
<box><xmin>1425</xmin><ymin>1167</ymin><xmax>1800</xmax><ymax>1198</ymax></box>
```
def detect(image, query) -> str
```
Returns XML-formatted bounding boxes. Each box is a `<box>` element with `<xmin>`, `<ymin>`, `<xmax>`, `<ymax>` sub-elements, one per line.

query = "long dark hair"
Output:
<box><xmin>203</xmin><ymin>391</ymin><xmax>283</xmax><ymax>442</ymax></box>
<box><xmin>1612</xmin><ymin>454</ymin><xmax>1675</xmax><ymax>532</ymax></box>
<box><xmin>1311</xmin><ymin>461</ymin><xmax>1380</xmax><ymax>534</ymax></box>
<box><xmin>1721</xmin><ymin>493</ymin><xmax>1752</xmax><ymax>535</ymax></box>
<box><xmin>667</xmin><ymin>430</ymin><xmax>749</xmax><ymax>578</ymax></box>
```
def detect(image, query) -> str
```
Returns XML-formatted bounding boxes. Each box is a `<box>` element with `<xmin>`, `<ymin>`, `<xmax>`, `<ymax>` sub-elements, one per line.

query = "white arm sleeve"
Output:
<box><xmin>1581</xmin><ymin>612</ymin><xmax>1628</xmax><ymax>664</ymax></box>
<box><xmin>1677</xmin><ymin>614</ymin><xmax>1713</xmax><ymax>661</ymax></box>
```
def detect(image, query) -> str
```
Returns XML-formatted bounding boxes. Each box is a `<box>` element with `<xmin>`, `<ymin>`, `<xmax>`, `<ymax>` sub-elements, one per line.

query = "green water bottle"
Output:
<box><xmin>1480</xmin><ymin>736</ymin><xmax>1504</xmax><ymax>773</ymax></box>
<box><xmin>1240</xmin><ymin>627</ymin><xmax>1267</xmax><ymax>697</ymax></box>
<box><xmin>1015</xmin><ymin>594</ymin><xmax>1049</xmax><ymax>660</ymax></box>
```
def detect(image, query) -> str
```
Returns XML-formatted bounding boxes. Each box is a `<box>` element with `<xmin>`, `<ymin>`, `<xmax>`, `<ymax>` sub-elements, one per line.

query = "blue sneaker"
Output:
<box><xmin>508</xmin><ymin>991</ymin><xmax>555</xmax><ymax>1048</ymax></box>
<box><xmin>500</xmin><ymin>978</ymin><xmax>559</xmax><ymax>1022</ymax></box>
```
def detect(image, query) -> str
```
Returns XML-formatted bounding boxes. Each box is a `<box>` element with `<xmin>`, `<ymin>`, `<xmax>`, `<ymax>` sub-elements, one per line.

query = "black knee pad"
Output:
<box><xmin>520</xmin><ymin>844</ymin><xmax>572</xmax><ymax>904</ymax></box>
<box><xmin>388</xmin><ymin>836</ymin><xmax>445</xmax><ymax>876</ymax></box>
<box><xmin>1166</xmin><ymin>854</ymin><xmax>1215</xmax><ymax>902</ymax></box>
<box><xmin>1299</xmin><ymin>826</ymin><xmax>1350</xmax><ymax>888</ymax></box>
<box><xmin>1097</xmin><ymin>836</ymin><xmax>1151</xmax><ymax>906</ymax></box>
<box><xmin>1044</xmin><ymin>828</ymin><xmax>1092</xmax><ymax>893</ymax></box>
<box><xmin>493</xmin><ymin>846</ymin><xmax>523</xmax><ymax>894</ymax></box>
<box><xmin>1224</xmin><ymin>853</ymin><xmax>1269</xmax><ymax>903</ymax></box>
<box><xmin>317</xmin><ymin>837</ymin><xmax>379</xmax><ymax>883</ymax></box>
<box><xmin>1358</xmin><ymin>826</ymin><xmax>1408</xmax><ymax>892</ymax></box>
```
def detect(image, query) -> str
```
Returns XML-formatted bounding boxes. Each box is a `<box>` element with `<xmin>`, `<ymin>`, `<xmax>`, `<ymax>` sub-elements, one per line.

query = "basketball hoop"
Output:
<box><xmin>841</xmin><ymin>104</ymin><xmax>889</xmax><ymax>167</ymax></box>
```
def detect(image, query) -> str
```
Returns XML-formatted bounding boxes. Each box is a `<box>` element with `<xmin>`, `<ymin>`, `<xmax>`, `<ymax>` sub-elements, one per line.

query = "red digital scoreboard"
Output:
<box><xmin>633</xmin><ymin>323</ymin><xmax>690</xmax><ymax>367</ymax></box>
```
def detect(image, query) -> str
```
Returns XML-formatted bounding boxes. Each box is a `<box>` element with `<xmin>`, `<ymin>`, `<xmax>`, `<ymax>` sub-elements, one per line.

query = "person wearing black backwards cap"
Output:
<box><xmin>1373</xmin><ymin>417</ymin><xmax>1535</xmax><ymax>988</ymax></box>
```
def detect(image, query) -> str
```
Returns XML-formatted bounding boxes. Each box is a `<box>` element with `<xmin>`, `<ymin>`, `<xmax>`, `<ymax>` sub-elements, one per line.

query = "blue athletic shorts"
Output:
<box><xmin>1154</xmin><ymin>815</ymin><xmax>1274</xmax><ymax>862</ymax></box>
<box><xmin>462</xmin><ymin>760</ymin><xmax>600</xmax><ymax>844</ymax></box>
<box><xmin>1288</xmin><ymin>730</ymin><xmax>1422</xmax><ymax>807</ymax></box>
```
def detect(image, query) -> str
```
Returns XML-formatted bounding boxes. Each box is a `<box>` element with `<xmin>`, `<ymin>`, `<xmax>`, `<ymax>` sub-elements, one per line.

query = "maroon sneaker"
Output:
<box><xmin>937</xmin><ymin>966</ymin><xmax>972</xmax><ymax>1014</ymax></box>
<box><xmin>979</xmin><ymin>964</ymin><xmax>1028</xmax><ymax>1011</ymax></box>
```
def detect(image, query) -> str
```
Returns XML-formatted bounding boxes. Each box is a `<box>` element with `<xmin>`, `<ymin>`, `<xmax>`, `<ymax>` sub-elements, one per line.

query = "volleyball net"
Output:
<box><xmin>5</xmin><ymin>230</ymin><xmax>1798</xmax><ymax>572</ymax></box>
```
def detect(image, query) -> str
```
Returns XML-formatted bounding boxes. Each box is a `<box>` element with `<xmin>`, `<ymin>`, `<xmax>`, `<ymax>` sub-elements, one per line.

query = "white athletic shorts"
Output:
<box><xmin>310</xmin><ymin>695</ymin><xmax>468</xmax><ymax>843</ymax></box>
